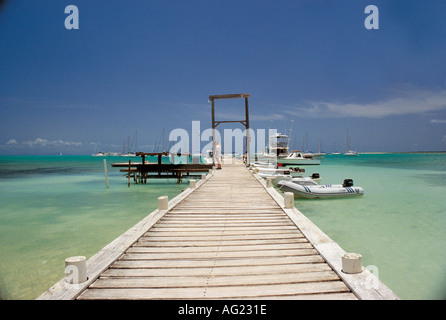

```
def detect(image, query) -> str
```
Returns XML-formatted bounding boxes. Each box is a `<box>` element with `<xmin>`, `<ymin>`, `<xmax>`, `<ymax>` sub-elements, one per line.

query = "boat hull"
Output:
<box><xmin>278</xmin><ymin>159</ymin><xmax>321</xmax><ymax>165</ymax></box>
<box><xmin>278</xmin><ymin>181</ymin><xmax>364</xmax><ymax>199</ymax></box>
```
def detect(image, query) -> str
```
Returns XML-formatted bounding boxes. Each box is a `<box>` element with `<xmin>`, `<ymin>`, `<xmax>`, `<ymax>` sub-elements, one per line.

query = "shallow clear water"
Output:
<box><xmin>292</xmin><ymin>153</ymin><xmax>446</xmax><ymax>300</ymax></box>
<box><xmin>0</xmin><ymin>155</ymin><xmax>185</xmax><ymax>300</ymax></box>
<box><xmin>0</xmin><ymin>154</ymin><xmax>445</xmax><ymax>299</ymax></box>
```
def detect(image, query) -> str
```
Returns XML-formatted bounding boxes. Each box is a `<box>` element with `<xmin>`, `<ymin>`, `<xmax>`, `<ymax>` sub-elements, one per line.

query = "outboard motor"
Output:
<box><xmin>343</xmin><ymin>179</ymin><xmax>354</xmax><ymax>187</ymax></box>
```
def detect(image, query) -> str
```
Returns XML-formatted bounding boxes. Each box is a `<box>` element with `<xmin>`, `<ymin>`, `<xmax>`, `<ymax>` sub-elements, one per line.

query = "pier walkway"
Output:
<box><xmin>38</xmin><ymin>164</ymin><xmax>398</xmax><ymax>300</ymax></box>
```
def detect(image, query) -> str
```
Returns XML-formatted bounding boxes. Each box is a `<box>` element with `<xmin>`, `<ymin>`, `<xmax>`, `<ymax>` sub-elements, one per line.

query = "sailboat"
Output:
<box><xmin>344</xmin><ymin>129</ymin><xmax>358</xmax><ymax>156</ymax></box>
<box><xmin>121</xmin><ymin>130</ymin><xmax>138</xmax><ymax>157</ymax></box>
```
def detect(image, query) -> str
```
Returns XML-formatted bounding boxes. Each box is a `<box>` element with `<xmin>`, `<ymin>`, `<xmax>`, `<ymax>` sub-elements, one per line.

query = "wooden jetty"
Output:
<box><xmin>37</xmin><ymin>163</ymin><xmax>398</xmax><ymax>300</ymax></box>
<box><xmin>111</xmin><ymin>152</ymin><xmax>213</xmax><ymax>184</ymax></box>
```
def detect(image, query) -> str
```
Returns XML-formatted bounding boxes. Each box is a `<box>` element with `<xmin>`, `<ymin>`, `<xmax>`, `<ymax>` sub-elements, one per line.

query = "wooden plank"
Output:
<box><xmin>249</xmin><ymin>292</ymin><xmax>358</xmax><ymax>300</ymax></box>
<box><xmin>131</xmin><ymin>243</ymin><xmax>310</xmax><ymax>252</ymax></box>
<box><xmin>127</xmin><ymin>243</ymin><xmax>313</xmax><ymax>253</ymax></box>
<box><xmin>141</xmin><ymin>233</ymin><xmax>305</xmax><ymax>241</ymax></box>
<box><xmin>152</xmin><ymin>221</ymin><xmax>296</xmax><ymax>227</ymax></box>
<box><xmin>209</xmin><ymin>93</ymin><xmax>250</xmax><ymax>100</ymax></box>
<box><xmin>110</xmin><ymin>256</ymin><xmax>326</xmax><ymax>269</ymax></box>
<box><xmin>142</xmin><ymin>229</ymin><xmax>303</xmax><ymax>237</ymax></box>
<box><xmin>104</xmin><ymin>265</ymin><xmax>328</xmax><ymax>279</ymax></box>
<box><xmin>161</xmin><ymin>214</ymin><xmax>289</xmax><ymax>219</ymax></box>
<box><xmin>77</xmin><ymin>281</ymin><xmax>350</xmax><ymax>300</ymax></box>
<box><xmin>90</xmin><ymin>271</ymin><xmax>340</xmax><ymax>289</ymax></box>
<box><xmin>137</xmin><ymin>238</ymin><xmax>309</xmax><ymax>247</ymax></box>
<box><xmin>119</xmin><ymin>248</ymin><xmax>318</xmax><ymax>260</ymax></box>
<box><xmin>149</xmin><ymin>226</ymin><xmax>299</xmax><ymax>233</ymax></box>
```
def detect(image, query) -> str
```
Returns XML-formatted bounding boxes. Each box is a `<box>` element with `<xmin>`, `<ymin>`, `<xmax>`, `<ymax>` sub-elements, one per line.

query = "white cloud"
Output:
<box><xmin>430</xmin><ymin>119</ymin><xmax>446</xmax><ymax>124</ymax></box>
<box><xmin>22</xmin><ymin>138</ymin><xmax>82</xmax><ymax>147</ymax></box>
<box><xmin>251</xmin><ymin>113</ymin><xmax>285</xmax><ymax>121</ymax></box>
<box><xmin>6</xmin><ymin>139</ymin><xmax>17</xmax><ymax>145</ymax></box>
<box><xmin>283</xmin><ymin>89</ymin><xmax>446</xmax><ymax>119</ymax></box>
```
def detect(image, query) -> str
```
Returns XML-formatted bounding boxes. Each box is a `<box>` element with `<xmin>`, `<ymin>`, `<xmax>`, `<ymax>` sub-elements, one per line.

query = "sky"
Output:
<box><xmin>1</xmin><ymin>0</ymin><xmax>446</xmax><ymax>155</ymax></box>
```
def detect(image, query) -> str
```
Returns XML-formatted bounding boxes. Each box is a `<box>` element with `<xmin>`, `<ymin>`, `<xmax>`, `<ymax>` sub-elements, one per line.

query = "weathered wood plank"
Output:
<box><xmin>141</xmin><ymin>233</ymin><xmax>305</xmax><ymax>241</ymax></box>
<box><xmin>77</xmin><ymin>281</ymin><xmax>351</xmax><ymax>300</ymax></box>
<box><xmin>110</xmin><ymin>256</ymin><xmax>326</xmax><ymax>269</ymax></box>
<box><xmin>130</xmin><ymin>243</ymin><xmax>311</xmax><ymax>252</ymax></box>
<box><xmin>120</xmin><ymin>248</ymin><xmax>318</xmax><ymax>260</ymax></box>
<box><xmin>141</xmin><ymin>229</ymin><xmax>304</xmax><ymax>237</ymax></box>
<box><xmin>104</xmin><ymin>265</ymin><xmax>328</xmax><ymax>278</ymax></box>
<box><xmin>90</xmin><ymin>271</ymin><xmax>340</xmax><ymax>288</ymax></box>
<box><xmin>136</xmin><ymin>238</ymin><xmax>309</xmax><ymax>247</ymax></box>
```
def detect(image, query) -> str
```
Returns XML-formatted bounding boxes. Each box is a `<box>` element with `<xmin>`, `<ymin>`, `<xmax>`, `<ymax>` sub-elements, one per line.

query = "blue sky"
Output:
<box><xmin>1</xmin><ymin>0</ymin><xmax>446</xmax><ymax>155</ymax></box>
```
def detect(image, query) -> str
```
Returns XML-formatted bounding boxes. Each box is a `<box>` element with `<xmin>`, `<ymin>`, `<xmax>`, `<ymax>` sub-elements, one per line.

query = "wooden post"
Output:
<box><xmin>103</xmin><ymin>159</ymin><xmax>109</xmax><ymax>189</ymax></box>
<box><xmin>141</xmin><ymin>154</ymin><xmax>146</xmax><ymax>184</ymax></box>
<box><xmin>128</xmin><ymin>160</ymin><xmax>131</xmax><ymax>187</ymax></box>
<box><xmin>158</xmin><ymin>196</ymin><xmax>168</xmax><ymax>210</ymax></box>
<box><xmin>211</xmin><ymin>98</ymin><xmax>216</xmax><ymax>167</ymax></box>
<box><xmin>284</xmin><ymin>192</ymin><xmax>294</xmax><ymax>208</ymax></box>
<box><xmin>65</xmin><ymin>256</ymin><xmax>87</xmax><ymax>284</ymax></box>
<box><xmin>245</xmin><ymin>96</ymin><xmax>250</xmax><ymax>167</ymax></box>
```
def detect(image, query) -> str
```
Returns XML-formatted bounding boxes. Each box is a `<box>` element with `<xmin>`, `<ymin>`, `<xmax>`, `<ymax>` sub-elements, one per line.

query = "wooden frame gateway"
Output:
<box><xmin>209</xmin><ymin>93</ymin><xmax>251</xmax><ymax>166</ymax></box>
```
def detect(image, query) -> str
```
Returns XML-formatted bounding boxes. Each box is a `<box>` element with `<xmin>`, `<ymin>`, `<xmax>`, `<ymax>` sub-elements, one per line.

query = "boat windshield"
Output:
<box><xmin>269</xmin><ymin>135</ymin><xmax>288</xmax><ymax>148</ymax></box>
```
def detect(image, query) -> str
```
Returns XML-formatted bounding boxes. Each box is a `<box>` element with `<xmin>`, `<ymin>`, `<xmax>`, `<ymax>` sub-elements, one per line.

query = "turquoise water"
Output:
<box><xmin>0</xmin><ymin>155</ymin><xmax>185</xmax><ymax>300</ymax></box>
<box><xmin>293</xmin><ymin>153</ymin><xmax>446</xmax><ymax>300</ymax></box>
<box><xmin>0</xmin><ymin>153</ymin><xmax>445</xmax><ymax>299</ymax></box>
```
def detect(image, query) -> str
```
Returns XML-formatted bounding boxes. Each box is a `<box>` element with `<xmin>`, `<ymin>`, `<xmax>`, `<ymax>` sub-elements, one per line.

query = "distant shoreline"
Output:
<box><xmin>359</xmin><ymin>151</ymin><xmax>446</xmax><ymax>154</ymax></box>
<box><xmin>1</xmin><ymin>151</ymin><xmax>446</xmax><ymax>157</ymax></box>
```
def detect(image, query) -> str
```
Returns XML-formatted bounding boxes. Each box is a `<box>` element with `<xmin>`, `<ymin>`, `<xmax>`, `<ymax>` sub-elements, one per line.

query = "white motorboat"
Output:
<box><xmin>255</xmin><ymin>133</ymin><xmax>321</xmax><ymax>165</ymax></box>
<box><xmin>252</xmin><ymin>165</ymin><xmax>302</xmax><ymax>177</ymax></box>
<box><xmin>267</xmin><ymin>132</ymin><xmax>290</xmax><ymax>158</ymax></box>
<box><xmin>278</xmin><ymin>151</ymin><xmax>321</xmax><ymax>165</ymax></box>
<box><xmin>253</xmin><ymin>165</ymin><xmax>322</xmax><ymax>184</ymax></box>
<box><xmin>266</xmin><ymin>174</ymin><xmax>322</xmax><ymax>186</ymax></box>
<box><xmin>277</xmin><ymin>178</ymin><xmax>364</xmax><ymax>199</ymax></box>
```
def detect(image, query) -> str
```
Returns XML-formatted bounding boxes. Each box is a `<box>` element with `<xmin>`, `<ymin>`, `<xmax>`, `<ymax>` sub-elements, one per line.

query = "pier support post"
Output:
<box><xmin>103</xmin><ymin>159</ymin><xmax>109</xmax><ymax>189</ymax></box>
<box><xmin>342</xmin><ymin>253</ymin><xmax>363</xmax><ymax>274</ymax></box>
<box><xmin>190</xmin><ymin>179</ymin><xmax>196</xmax><ymax>189</ymax></box>
<box><xmin>201</xmin><ymin>174</ymin><xmax>207</xmax><ymax>180</ymax></box>
<box><xmin>266</xmin><ymin>177</ymin><xmax>273</xmax><ymax>188</ymax></box>
<box><xmin>284</xmin><ymin>192</ymin><xmax>294</xmax><ymax>208</ymax></box>
<box><xmin>128</xmin><ymin>160</ymin><xmax>131</xmax><ymax>187</ymax></box>
<box><xmin>158</xmin><ymin>196</ymin><xmax>168</xmax><ymax>210</ymax></box>
<box><xmin>65</xmin><ymin>256</ymin><xmax>87</xmax><ymax>284</ymax></box>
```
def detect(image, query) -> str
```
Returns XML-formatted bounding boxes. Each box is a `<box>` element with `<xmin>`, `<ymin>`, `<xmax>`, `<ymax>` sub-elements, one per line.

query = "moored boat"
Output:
<box><xmin>278</xmin><ymin>151</ymin><xmax>321</xmax><ymax>165</ymax></box>
<box><xmin>277</xmin><ymin>178</ymin><xmax>364</xmax><ymax>199</ymax></box>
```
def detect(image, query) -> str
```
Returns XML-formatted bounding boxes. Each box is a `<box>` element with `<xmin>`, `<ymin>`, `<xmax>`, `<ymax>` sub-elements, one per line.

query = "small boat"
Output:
<box><xmin>277</xmin><ymin>178</ymin><xmax>364</xmax><ymax>199</ymax></box>
<box><xmin>278</xmin><ymin>151</ymin><xmax>321</xmax><ymax>165</ymax></box>
<box><xmin>253</xmin><ymin>165</ymin><xmax>322</xmax><ymax>185</ymax></box>
<box><xmin>92</xmin><ymin>151</ymin><xmax>107</xmax><ymax>157</ymax></box>
<box><xmin>252</xmin><ymin>165</ymin><xmax>304</xmax><ymax>177</ymax></box>
<box><xmin>259</xmin><ymin>172</ymin><xmax>321</xmax><ymax>184</ymax></box>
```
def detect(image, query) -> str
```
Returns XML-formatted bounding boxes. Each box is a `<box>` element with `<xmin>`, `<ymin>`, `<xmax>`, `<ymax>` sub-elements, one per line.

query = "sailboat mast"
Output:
<box><xmin>346</xmin><ymin>128</ymin><xmax>349</xmax><ymax>152</ymax></box>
